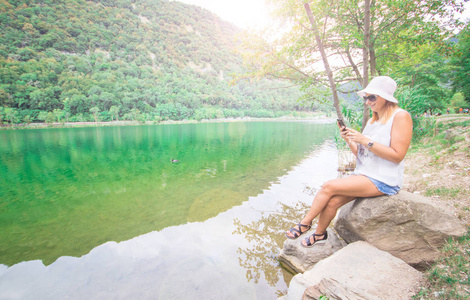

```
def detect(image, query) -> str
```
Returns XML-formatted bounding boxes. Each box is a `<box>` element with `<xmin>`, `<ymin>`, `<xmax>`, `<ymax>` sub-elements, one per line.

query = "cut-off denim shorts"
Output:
<box><xmin>366</xmin><ymin>176</ymin><xmax>400</xmax><ymax>196</ymax></box>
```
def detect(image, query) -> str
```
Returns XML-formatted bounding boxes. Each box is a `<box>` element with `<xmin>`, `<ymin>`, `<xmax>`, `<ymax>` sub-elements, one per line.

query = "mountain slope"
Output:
<box><xmin>0</xmin><ymin>0</ymin><xmax>308</xmax><ymax>122</ymax></box>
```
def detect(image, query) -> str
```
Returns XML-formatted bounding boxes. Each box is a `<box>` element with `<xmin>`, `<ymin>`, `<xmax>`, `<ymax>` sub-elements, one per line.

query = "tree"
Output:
<box><xmin>22</xmin><ymin>115</ymin><xmax>32</xmax><ymax>124</ymax></box>
<box><xmin>361</xmin><ymin>0</ymin><xmax>371</xmax><ymax>128</ymax></box>
<box><xmin>37</xmin><ymin>111</ymin><xmax>48</xmax><ymax>123</ymax></box>
<box><xmin>53</xmin><ymin>108</ymin><xmax>63</xmax><ymax>123</ymax></box>
<box><xmin>0</xmin><ymin>107</ymin><xmax>4</xmax><ymax>125</ymax></box>
<box><xmin>450</xmin><ymin>93</ymin><xmax>468</xmax><ymax>113</ymax></box>
<box><xmin>109</xmin><ymin>105</ymin><xmax>120</xmax><ymax>121</ymax></box>
<box><xmin>64</xmin><ymin>111</ymin><xmax>71</xmax><ymax>122</ymax></box>
<box><xmin>398</xmin><ymin>51</ymin><xmax>453</xmax><ymax>113</ymax></box>
<box><xmin>130</xmin><ymin>108</ymin><xmax>141</xmax><ymax>121</ymax></box>
<box><xmin>4</xmin><ymin>107</ymin><xmax>18</xmax><ymax>126</ymax></box>
<box><xmin>241</xmin><ymin>0</ymin><xmax>466</xmax><ymax>127</ymax></box>
<box><xmin>303</xmin><ymin>3</ymin><xmax>342</xmax><ymax>119</ymax></box>
<box><xmin>452</xmin><ymin>23</ymin><xmax>470</xmax><ymax>103</ymax></box>
<box><xmin>45</xmin><ymin>112</ymin><xmax>55</xmax><ymax>124</ymax></box>
<box><xmin>90</xmin><ymin>106</ymin><xmax>100</xmax><ymax>123</ymax></box>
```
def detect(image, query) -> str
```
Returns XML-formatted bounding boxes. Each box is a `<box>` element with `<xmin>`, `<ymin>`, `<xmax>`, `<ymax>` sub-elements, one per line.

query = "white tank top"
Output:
<box><xmin>354</xmin><ymin>109</ymin><xmax>407</xmax><ymax>187</ymax></box>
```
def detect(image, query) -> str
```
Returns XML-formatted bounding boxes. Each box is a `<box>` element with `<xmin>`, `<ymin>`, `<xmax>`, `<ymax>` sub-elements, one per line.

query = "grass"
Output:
<box><xmin>413</xmin><ymin>228</ymin><xmax>470</xmax><ymax>299</ymax></box>
<box><xmin>424</xmin><ymin>187</ymin><xmax>462</xmax><ymax>198</ymax></box>
<box><xmin>411</xmin><ymin>115</ymin><xmax>470</xmax><ymax>299</ymax></box>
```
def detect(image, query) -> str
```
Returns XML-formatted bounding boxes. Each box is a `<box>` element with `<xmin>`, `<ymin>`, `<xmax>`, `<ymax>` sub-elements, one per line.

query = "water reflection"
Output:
<box><xmin>0</xmin><ymin>142</ymin><xmax>338</xmax><ymax>300</ymax></box>
<box><xmin>233</xmin><ymin>202</ymin><xmax>311</xmax><ymax>288</ymax></box>
<box><xmin>0</xmin><ymin>122</ymin><xmax>333</xmax><ymax>266</ymax></box>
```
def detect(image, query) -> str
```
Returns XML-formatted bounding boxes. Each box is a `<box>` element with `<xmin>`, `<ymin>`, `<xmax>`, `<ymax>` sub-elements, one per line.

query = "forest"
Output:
<box><xmin>0</xmin><ymin>0</ymin><xmax>469</xmax><ymax>127</ymax></box>
<box><xmin>238</xmin><ymin>0</ymin><xmax>470</xmax><ymax>132</ymax></box>
<box><xmin>0</xmin><ymin>0</ymin><xmax>315</xmax><ymax>125</ymax></box>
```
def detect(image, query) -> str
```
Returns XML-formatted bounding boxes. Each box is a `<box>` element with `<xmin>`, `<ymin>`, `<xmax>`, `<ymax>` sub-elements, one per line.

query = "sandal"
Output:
<box><xmin>285</xmin><ymin>223</ymin><xmax>311</xmax><ymax>239</ymax></box>
<box><xmin>302</xmin><ymin>231</ymin><xmax>328</xmax><ymax>248</ymax></box>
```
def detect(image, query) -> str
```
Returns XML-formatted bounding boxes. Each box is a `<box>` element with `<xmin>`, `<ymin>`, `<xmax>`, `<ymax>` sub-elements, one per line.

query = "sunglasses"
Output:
<box><xmin>363</xmin><ymin>95</ymin><xmax>378</xmax><ymax>103</ymax></box>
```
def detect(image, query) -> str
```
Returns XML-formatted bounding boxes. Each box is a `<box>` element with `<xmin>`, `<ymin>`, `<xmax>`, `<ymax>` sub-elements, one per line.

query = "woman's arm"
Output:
<box><xmin>345</xmin><ymin>111</ymin><xmax>413</xmax><ymax>163</ymax></box>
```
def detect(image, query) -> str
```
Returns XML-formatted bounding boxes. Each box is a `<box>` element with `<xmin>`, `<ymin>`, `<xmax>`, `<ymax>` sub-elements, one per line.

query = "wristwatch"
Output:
<box><xmin>367</xmin><ymin>140</ymin><xmax>374</xmax><ymax>149</ymax></box>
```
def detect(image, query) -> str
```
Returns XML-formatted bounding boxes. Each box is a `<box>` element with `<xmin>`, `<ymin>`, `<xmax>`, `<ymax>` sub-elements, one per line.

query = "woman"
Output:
<box><xmin>285</xmin><ymin>76</ymin><xmax>413</xmax><ymax>247</ymax></box>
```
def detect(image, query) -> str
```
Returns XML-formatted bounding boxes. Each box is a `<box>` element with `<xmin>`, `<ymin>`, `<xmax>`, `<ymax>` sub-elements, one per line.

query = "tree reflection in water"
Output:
<box><xmin>233</xmin><ymin>198</ymin><xmax>315</xmax><ymax>297</ymax></box>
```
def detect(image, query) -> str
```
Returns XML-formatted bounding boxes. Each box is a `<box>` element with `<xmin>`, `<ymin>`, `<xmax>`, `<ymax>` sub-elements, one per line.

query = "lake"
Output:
<box><xmin>0</xmin><ymin>121</ymin><xmax>339</xmax><ymax>299</ymax></box>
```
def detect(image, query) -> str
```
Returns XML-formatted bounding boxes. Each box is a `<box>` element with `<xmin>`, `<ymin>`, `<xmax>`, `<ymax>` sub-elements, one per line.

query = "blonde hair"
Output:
<box><xmin>370</xmin><ymin>100</ymin><xmax>398</xmax><ymax>124</ymax></box>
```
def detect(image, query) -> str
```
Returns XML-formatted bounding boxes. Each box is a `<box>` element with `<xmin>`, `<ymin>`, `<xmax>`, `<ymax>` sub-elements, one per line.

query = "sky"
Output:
<box><xmin>174</xmin><ymin>0</ymin><xmax>470</xmax><ymax>30</ymax></box>
<box><xmin>459</xmin><ymin>1</ymin><xmax>470</xmax><ymax>22</ymax></box>
<box><xmin>173</xmin><ymin>0</ymin><xmax>271</xmax><ymax>29</ymax></box>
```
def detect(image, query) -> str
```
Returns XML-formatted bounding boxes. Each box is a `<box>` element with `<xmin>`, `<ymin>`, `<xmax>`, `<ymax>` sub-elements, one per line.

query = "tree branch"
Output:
<box><xmin>304</xmin><ymin>3</ymin><xmax>343</xmax><ymax>119</ymax></box>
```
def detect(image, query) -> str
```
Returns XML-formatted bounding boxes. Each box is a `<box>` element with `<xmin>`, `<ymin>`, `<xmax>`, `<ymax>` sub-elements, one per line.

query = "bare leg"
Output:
<box><xmin>301</xmin><ymin>195</ymin><xmax>355</xmax><ymax>246</ymax></box>
<box><xmin>286</xmin><ymin>175</ymin><xmax>383</xmax><ymax>239</ymax></box>
<box><xmin>316</xmin><ymin>195</ymin><xmax>356</xmax><ymax>232</ymax></box>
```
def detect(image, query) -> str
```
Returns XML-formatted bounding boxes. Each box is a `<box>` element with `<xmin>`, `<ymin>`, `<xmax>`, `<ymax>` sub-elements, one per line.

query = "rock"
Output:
<box><xmin>335</xmin><ymin>190</ymin><xmax>467</xmax><ymax>269</ymax></box>
<box><xmin>303</xmin><ymin>278</ymin><xmax>377</xmax><ymax>300</ymax></box>
<box><xmin>286</xmin><ymin>241</ymin><xmax>425</xmax><ymax>300</ymax></box>
<box><xmin>279</xmin><ymin>228</ymin><xmax>346</xmax><ymax>273</ymax></box>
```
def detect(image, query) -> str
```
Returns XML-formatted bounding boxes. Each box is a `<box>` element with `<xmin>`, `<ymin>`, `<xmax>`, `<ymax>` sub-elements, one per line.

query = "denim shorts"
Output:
<box><xmin>366</xmin><ymin>176</ymin><xmax>400</xmax><ymax>196</ymax></box>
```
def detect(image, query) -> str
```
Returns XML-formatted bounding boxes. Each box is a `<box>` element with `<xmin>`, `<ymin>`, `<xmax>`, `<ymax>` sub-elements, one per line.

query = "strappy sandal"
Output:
<box><xmin>302</xmin><ymin>231</ymin><xmax>328</xmax><ymax>248</ymax></box>
<box><xmin>285</xmin><ymin>223</ymin><xmax>311</xmax><ymax>239</ymax></box>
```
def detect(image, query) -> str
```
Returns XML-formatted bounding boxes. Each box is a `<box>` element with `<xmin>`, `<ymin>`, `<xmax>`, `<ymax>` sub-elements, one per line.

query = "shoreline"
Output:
<box><xmin>0</xmin><ymin>116</ymin><xmax>335</xmax><ymax>130</ymax></box>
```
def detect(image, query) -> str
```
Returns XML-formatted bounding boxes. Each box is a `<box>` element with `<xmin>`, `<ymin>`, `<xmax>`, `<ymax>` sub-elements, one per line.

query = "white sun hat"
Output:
<box><xmin>357</xmin><ymin>76</ymin><xmax>398</xmax><ymax>103</ymax></box>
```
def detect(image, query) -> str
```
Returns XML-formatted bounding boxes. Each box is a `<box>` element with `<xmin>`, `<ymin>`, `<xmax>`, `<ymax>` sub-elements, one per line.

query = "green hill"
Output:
<box><xmin>0</xmin><ymin>0</ymin><xmax>311</xmax><ymax>123</ymax></box>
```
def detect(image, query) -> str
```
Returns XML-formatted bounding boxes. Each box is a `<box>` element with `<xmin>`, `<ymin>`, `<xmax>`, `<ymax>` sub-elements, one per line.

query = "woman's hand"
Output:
<box><xmin>340</xmin><ymin>127</ymin><xmax>359</xmax><ymax>156</ymax></box>
<box><xmin>339</xmin><ymin>126</ymin><xmax>349</xmax><ymax>141</ymax></box>
<box><xmin>345</xmin><ymin>128</ymin><xmax>368</xmax><ymax>146</ymax></box>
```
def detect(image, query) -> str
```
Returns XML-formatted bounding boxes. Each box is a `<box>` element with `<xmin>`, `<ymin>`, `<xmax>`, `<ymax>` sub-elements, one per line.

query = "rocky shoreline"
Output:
<box><xmin>0</xmin><ymin>116</ymin><xmax>334</xmax><ymax>130</ymax></box>
<box><xmin>278</xmin><ymin>191</ymin><xmax>467</xmax><ymax>299</ymax></box>
<box><xmin>278</xmin><ymin>116</ymin><xmax>470</xmax><ymax>299</ymax></box>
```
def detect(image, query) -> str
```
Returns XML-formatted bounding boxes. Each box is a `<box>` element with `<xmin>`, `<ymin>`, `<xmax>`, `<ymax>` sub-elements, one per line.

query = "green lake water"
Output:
<box><xmin>0</xmin><ymin>121</ymin><xmax>334</xmax><ymax>267</ymax></box>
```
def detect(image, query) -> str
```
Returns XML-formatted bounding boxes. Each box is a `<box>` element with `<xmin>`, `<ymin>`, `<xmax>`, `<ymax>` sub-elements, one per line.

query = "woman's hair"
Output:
<box><xmin>370</xmin><ymin>100</ymin><xmax>398</xmax><ymax>124</ymax></box>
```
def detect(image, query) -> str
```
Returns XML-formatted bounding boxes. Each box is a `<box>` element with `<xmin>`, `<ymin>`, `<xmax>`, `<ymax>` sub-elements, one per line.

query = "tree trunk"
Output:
<box><xmin>370</xmin><ymin>0</ymin><xmax>377</xmax><ymax>77</ymax></box>
<box><xmin>370</xmin><ymin>47</ymin><xmax>377</xmax><ymax>76</ymax></box>
<box><xmin>361</xmin><ymin>0</ymin><xmax>371</xmax><ymax>130</ymax></box>
<box><xmin>304</xmin><ymin>3</ymin><xmax>343</xmax><ymax>120</ymax></box>
<box><xmin>346</xmin><ymin>44</ymin><xmax>363</xmax><ymax>86</ymax></box>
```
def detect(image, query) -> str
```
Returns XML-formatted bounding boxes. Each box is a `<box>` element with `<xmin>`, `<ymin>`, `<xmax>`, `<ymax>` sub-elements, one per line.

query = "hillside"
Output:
<box><xmin>0</xmin><ymin>0</ymin><xmax>312</xmax><ymax>123</ymax></box>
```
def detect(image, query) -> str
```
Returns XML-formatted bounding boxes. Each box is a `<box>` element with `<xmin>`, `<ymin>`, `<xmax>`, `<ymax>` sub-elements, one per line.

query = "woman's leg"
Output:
<box><xmin>287</xmin><ymin>175</ymin><xmax>383</xmax><ymax>238</ymax></box>
<box><xmin>316</xmin><ymin>195</ymin><xmax>356</xmax><ymax>232</ymax></box>
<box><xmin>300</xmin><ymin>195</ymin><xmax>355</xmax><ymax>246</ymax></box>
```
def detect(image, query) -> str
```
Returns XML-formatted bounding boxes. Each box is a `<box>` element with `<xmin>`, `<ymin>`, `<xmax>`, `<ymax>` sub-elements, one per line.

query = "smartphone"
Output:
<box><xmin>337</xmin><ymin>118</ymin><xmax>346</xmax><ymax>130</ymax></box>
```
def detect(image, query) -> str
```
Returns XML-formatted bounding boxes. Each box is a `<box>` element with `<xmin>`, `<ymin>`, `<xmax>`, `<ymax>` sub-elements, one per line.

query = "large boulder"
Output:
<box><xmin>335</xmin><ymin>190</ymin><xmax>467</xmax><ymax>269</ymax></box>
<box><xmin>279</xmin><ymin>228</ymin><xmax>346</xmax><ymax>273</ymax></box>
<box><xmin>286</xmin><ymin>241</ymin><xmax>425</xmax><ymax>300</ymax></box>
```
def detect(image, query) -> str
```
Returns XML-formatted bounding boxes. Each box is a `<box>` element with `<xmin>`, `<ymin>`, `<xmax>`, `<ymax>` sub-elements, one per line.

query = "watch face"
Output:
<box><xmin>368</xmin><ymin>141</ymin><xmax>374</xmax><ymax>147</ymax></box>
